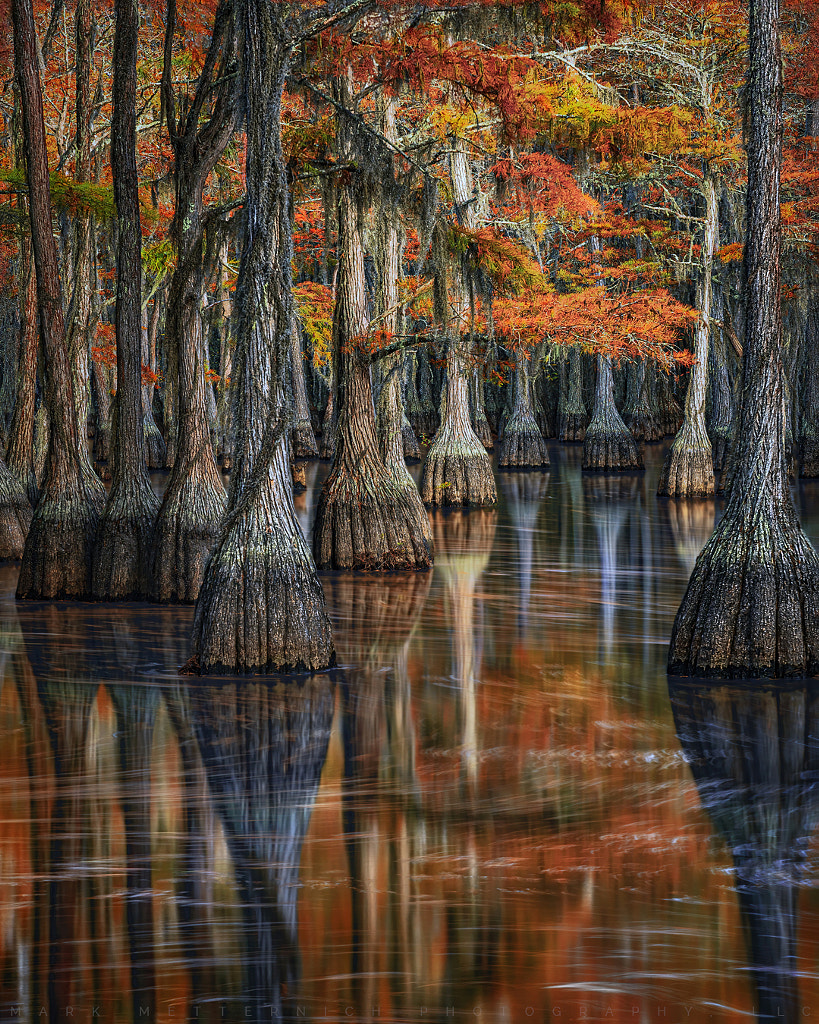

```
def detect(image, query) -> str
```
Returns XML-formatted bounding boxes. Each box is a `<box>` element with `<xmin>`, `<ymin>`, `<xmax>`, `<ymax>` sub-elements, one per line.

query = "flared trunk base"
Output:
<box><xmin>582</xmin><ymin>428</ymin><xmax>643</xmax><ymax>471</ymax></box>
<box><xmin>151</xmin><ymin>462</ymin><xmax>227</xmax><ymax>603</ymax></box>
<box><xmin>658</xmin><ymin>442</ymin><xmax>715</xmax><ymax>497</ymax></box>
<box><xmin>192</xmin><ymin>508</ymin><xmax>335</xmax><ymax>675</ymax></box>
<box><xmin>92</xmin><ymin>475</ymin><xmax>161</xmax><ymax>599</ymax></box>
<box><xmin>558</xmin><ymin>412</ymin><xmax>588</xmax><ymax>442</ymax></box>
<box><xmin>402</xmin><ymin>422</ymin><xmax>421</xmax><ymax>460</ymax></box>
<box><xmin>625</xmin><ymin>411</ymin><xmax>664</xmax><ymax>442</ymax></box>
<box><xmin>144</xmin><ymin>419</ymin><xmax>167</xmax><ymax>470</ymax></box>
<box><xmin>314</xmin><ymin>474</ymin><xmax>432</xmax><ymax>571</ymax></box>
<box><xmin>17</xmin><ymin>488</ymin><xmax>104</xmax><ymax>599</ymax></box>
<box><xmin>668</xmin><ymin>501</ymin><xmax>819</xmax><ymax>678</ymax></box>
<box><xmin>292</xmin><ymin>420</ymin><xmax>318</xmax><ymax>460</ymax></box>
<box><xmin>421</xmin><ymin>437</ymin><xmax>497</xmax><ymax>506</ymax></box>
<box><xmin>498</xmin><ymin>421</ymin><xmax>550</xmax><ymax>469</ymax></box>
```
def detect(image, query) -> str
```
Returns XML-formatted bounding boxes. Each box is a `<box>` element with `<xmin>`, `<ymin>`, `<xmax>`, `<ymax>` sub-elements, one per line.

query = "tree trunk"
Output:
<box><xmin>558</xmin><ymin>345</ymin><xmax>588</xmax><ymax>441</ymax></box>
<box><xmin>582</xmin><ymin>353</ymin><xmax>643</xmax><ymax>470</ymax></box>
<box><xmin>191</xmin><ymin>16</ymin><xmax>333</xmax><ymax>673</ymax></box>
<box><xmin>151</xmin><ymin>0</ymin><xmax>236</xmax><ymax>602</ymax></box>
<box><xmin>290</xmin><ymin>319</ymin><xmax>318</xmax><ymax>459</ymax></box>
<box><xmin>498</xmin><ymin>347</ymin><xmax>549</xmax><ymax>468</ymax></box>
<box><xmin>800</xmin><ymin>306</ymin><xmax>819</xmax><ymax>476</ymax></box>
<box><xmin>0</xmin><ymin>455</ymin><xmax>32</xmax><ymax>559</ymax></box>
<box><xmin>656</xmin><ymin>368</ymin><xmax>684</xmax><ymax>436</ymax></box>
<box><xmin>91</xmin><ymin>0</ymin><xmax>160</xmax><ymax>599</ymax></box>
<box><xmin>91</xmin><ymin>359</ymin><xmax>113</xmax><ymax>480</ymax></box>
<box><xmin>6</xmin><ymin>235</ymin><xmax>38</xmax><ymax>505</ymax></box>
<box><xmin>668</xmin><ymin>0</ymin><xmax>819</xmax><ymax>678</ymax></box>
<box><xmin>13</xmin><ymin>0</ymin><xmax>105</xmax><ymax>599</ymax></box>
<box><xmin>469</xmin><ymin>369</ymin><xmax>492</xmax><ymax>448</ymax></box>
<box><xmin>142</xmin><ymin>302</ymin><xmax>166</xmax><ymax>468</ymax></box>
<box><xmin>658</xmin><ymin>169</ymin><xmax>717</xmax><ymax>497</ymax></box>
<box><xmin>421</xmin><ymin>141</ymin><xmax>495</xmax><ymax>507</ymax></box>
<box><xmin>623</xmin><ymin>358</ymin><xmax>662</xmax><ymax>441</ymax></box>
<box><xmin>314</xmin><ymin>78</ymin><xmax>432</xmax><ymax>571</ymax></box>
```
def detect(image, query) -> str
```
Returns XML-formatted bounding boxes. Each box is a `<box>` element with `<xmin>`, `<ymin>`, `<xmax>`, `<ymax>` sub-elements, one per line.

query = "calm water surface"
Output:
<box><xmin>2</xmin><ymin>444</ymin><xmax>819</xmax><ymax>1023</ymax></box>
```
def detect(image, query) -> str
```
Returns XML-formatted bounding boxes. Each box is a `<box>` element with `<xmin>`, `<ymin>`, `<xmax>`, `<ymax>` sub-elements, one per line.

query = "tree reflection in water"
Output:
<box><xmin>670</xmin><ymin>680</ymin><xmax>819</xmax><ymax>1021</ymax></box>
<box><xmin>498</xmin><ymin>473</ymin><xmax>548</xmax><ymax>641</ymax></box>
<box><xmin>186</xmin><ymin>674</ymin><xmax>334</xmax><ymax>1021</ymax></box>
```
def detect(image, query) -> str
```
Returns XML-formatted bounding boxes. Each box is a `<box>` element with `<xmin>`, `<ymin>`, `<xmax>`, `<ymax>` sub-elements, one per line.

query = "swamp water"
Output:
<box><xmin>1</xmin><ymin>444</ymin><xmax>819</xmax><ymax>1023</ymax></box>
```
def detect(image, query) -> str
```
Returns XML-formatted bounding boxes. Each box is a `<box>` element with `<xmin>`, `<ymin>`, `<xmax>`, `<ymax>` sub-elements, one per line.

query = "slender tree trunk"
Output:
<box><xmin>290</xmin><ymin>319</ymin><xmax>318</xmax><ymax>459</ymax></box>
<box><xmin>668</xmin><ymin>0</ymin><xmax>819</xmax><ymax>677</ymax></box>
<box><xmin>6</xmin><ymin>235</ymin><xmax>38</xmax><ymax>505</ymax></box>
<box><xmin>709</xmin><ymin>288</ymin><xmax>736</xmax><ymax>473</ymax></box>
<box><xmin>658</xmin><ymin>168</ymin><xmax>717</xmax><ymax>497</ymax></box>
<box><xmin>558</xmin><ymin>345</ymin><xmax>588</xmax><ymax>440</ymax></box>
<box><xmin>800</xmin><ymin>306</ymin><xmax>819</xmax><ymax>476</ymax></box>
<box><xmin>13</xmin><ymin>0</ymin><xmax>105</xmax><ymax>599</ymax></box>
<box><xmin>656</xmin><ymin>367</ymin><xmax>684</xmax><ymax>436</ymax></box>
<box><xmin>191</xmin><ymin>15</ymin><xmax>332</xmax><ymax>673</ymax></box>
<box><xmin>314</xmin><ymin>77</ymin><xmax>432</xmax><ymax>571</ymax></box>
<box><xmin>582</xmin><ymin>353</ymin><xmax>643</xmax><ymax>470</ymax></box>
<box><xmin>469</xmin><ymin>369</ymin><xmax>492</xmax><ymax>448</ymax></box>
<box><xmin>421</xmin><ymin>140</ymin><xmax>495</xmax><ymax>506</ymax></box>
<box><xmin>91</xmin><ymin>0</ymin><xmax>160</xmax><ymax>598</ymax></box>
<box><xmin>151</xmin><ymin>0</ymin><xmax>236</xmax><ymax>602</ymax></box>
<box><xmin>142</xmin><ymin>302</ymin><xmax>166</xmax><ymax>468</ymax></box>
<box><xmin>498</xmin><ymin>346</ymin><xmax>549</xmax><ymax>468</ymax></box>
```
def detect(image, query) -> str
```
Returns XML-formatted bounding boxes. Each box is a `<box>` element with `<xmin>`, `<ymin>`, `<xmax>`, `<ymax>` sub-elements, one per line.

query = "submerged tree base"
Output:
<box><xmin>92</xmin><ymin>475</ymin><xmax>161</xmax><ymax>599</ymax></box>
<box><xmin>314</xmin><ymin>475</ymin><xmax>432</xmax><ymax>570</ymax></box>
<box><xmin>151</xmin><ymin>464</ymin><xmax>226</xmax><ymax>603</ymax></box>
<box><xmin>421</xmin><ymin>437</ymin><xmax>496</xmax><ymax>506</ymax></box>
<box><xmin>658</xmin><ymin>441</ymin><xmax>714</xmax><ymax>497</ymax></box>
<box><xmin>582</xmin><ymin>428</ymin><xmax>643</xmax><ymax>471</ymax></box>
<box><xmin>625</xmin><ymin>410</ymin><xmax>664</xmax><ymax>443</ymax></box>
<box><xmin>192</xmin><ymin>502</ymin><xmax>335</xmax><ymax>674</ymax></box>
<box><xmin>17</xmin><ymin>488</ymin><xmax>104</xmax><ymax>599</ymax></box>
<box><xmin>668</xmin><ymin>503</ymin><xmax>819</xmax><ymax>678</ymax></box>
<box><xmin>498</xmin><ymin>422</ymin><xmax>549</xmax><ymax>469</ymax></box>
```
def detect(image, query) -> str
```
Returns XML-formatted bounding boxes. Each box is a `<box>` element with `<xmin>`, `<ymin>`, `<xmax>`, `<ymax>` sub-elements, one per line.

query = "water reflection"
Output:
<box><xmin>670</xmin><ymin>681</ymin><xmax>819</xmax><ymax>1021</ymax></box>
<box><xmin>2</xmin><ymin>447</ymin><xmax>819</xmax><ymax>1021</ymax></box>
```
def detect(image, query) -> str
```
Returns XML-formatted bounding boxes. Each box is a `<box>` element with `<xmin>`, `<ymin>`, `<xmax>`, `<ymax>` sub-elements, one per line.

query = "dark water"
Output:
<box><xmin>3</xmin><ymin>444</ymin><xmax>819</xmax><ymax>1023</ymax></box>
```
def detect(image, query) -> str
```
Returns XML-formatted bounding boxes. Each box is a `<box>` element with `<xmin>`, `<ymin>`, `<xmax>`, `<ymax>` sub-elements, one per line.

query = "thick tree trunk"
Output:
<box><xmin>623</xmin><ymin>358</ymin><xmax>662</xmax><ymax>441</ymax></box>
<box><xmin>658</xmin><ymin>170</ymin><xmax>718</xmax><ymax>497</ymax></box>
<box><xmin>6</xmin><ymin>236</ymin><xmax>38</xmax><ymax>505</ymax></box>
<box><xmin>91</xmin><ymin>0</ymin><xmax>160</xmax><ymax>599</ymax></box>
<box><xmin>582</xmin><ymin>353</ymin><xmax>643</xmax><ymax>470</ymax></box>
<box><xmin>668</xmin><ymin>0</ymin><xmax>819</xmax><ymax>678</ymax></box>
<box><xmin>558</xmin><ymin>346</ymin><xmax>588</xmax><ymax>441</ymax></box>
<box><xmin>421</xmin><ymin>141</ymin><xmax>495</xmax><ymax>507</ymax></box>
<box><xmin>314</xmin><ymin>81</ymin><xmax>432</xmax><ymax>570</ymax></box>
<box><xmin>13</xmin><ymin>0</ymin><xmax>105</xmax><ymax>599</ymax></box>
<box><xmin>498</xmin><ymin>347</ymin><xmax>549</xmax><ymax>468</ymax></box>
<box><xmin>191</xmin><ymin>22</ymin><xmax>332</xmax><ymax>673</ymax></box>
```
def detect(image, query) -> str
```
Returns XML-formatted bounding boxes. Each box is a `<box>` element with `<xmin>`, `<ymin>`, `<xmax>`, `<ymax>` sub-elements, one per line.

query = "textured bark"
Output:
<box><xmin>91</xmin><ymin>360</ymin><xmax>113</xmax><ymax>480</ymax></box>
<box><xmin>469</xmin><ymin>369</ymin><xmax>493</xmax><ymax>448</ymax></box>
<box><xmin>407</xmin><ymin>348</ymin><xmax>438</xmax><ymax>439</ymax></box>
<box><xmin>658</xmin><ymin>170</ymin><xmax>717</xmax><ymax>497</ymax></box>
<box><xmin>498</xmin><ymin>347</ymin><xmax>549</xmax><ymax>468</ymax></box>
<box><xmin>0</xmin><ymin>456</ymin><xmax>32</xmax><ymax>559</ymax></box>
<box><xmin>191</xmin><ymin>18</ymin><xmax>333</xmax><ymax>673</ymax></box>
<box><xmin>92</xmin><ymin>0</ymin><xmax>160</xmax><ymax>599</ymax></box>
<box><xmin>582</xmin><ymin>354</ymin><xmax>643</xmax><ymax>471</ymax></box>
<box><xmin>623</xmin><ymin>358</ymin><xmax>663</xmax><ymax>442</ymax></box>
<box><xmin>709</xmin><ymin>292</ymin><xmax>736</xmax><ymax>473</ymax></box>
<box><xmin>668</xmin><ymin>0</ymin><xmax>819</xmax><ymax>678</ymax></box>
<box><xmin>290</xmin><ymin>319</ymin><xmax>318</xmax><ymax>458</ymax></box>
<box><xmin>6</xmin><ymin>236</ymin><xmax>38</xmax><ymax>505</ymax></box>
<box><xmin>318</xmin><ymin>369</ymin><xmax>336</xmax><ymax>460</ymax></box>
<box><xmin>558</xmin><ymin>346</ymin><xmax>588</xmax><ymax>441</ymax></box>
<box><xmin>314</xmin><ymin>79</ymin><xmax>432</xmax><ymax>571</ymax></box>
<box><xmin>421</xmin><ymin>141</ymin><xmax>495</xmax><ymax>507</ymax></box>
<box><xmin>799</xmin><ymin>307</ymin><xmax>819</xmax><ymax>476</ymax></box>
<box><xmin>142</xmin><ymin>302</ymin><xmax>166</xmax><ymax>469</ymax></box>
<box><xmin>152</xmin><ymin>0</ymin><xmax>236</xmax><ymax>601</ymax></box>
<box><xmin>656</xmin><ymin>369</ymin><xmax>684</xmax><ymax>436</ymax></box>
<box><xmin>13</xmin><ymin>0</ymin><xmax>106</xmax><ymax>599</ymax></box>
